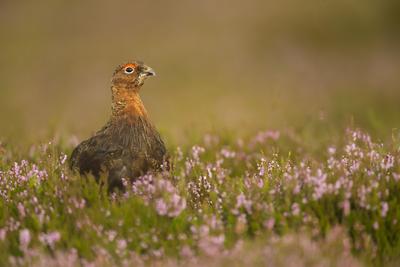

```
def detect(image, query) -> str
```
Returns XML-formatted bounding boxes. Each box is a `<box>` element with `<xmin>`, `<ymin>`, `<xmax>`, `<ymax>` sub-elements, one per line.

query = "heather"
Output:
<box><xmin>0</xmin><ymin>127</ymin><xmax>399</xmax><ymax>266</ymax></box>
<box><xmin>1</xmin><ymin>1</ymin><xmax>400</xmax><ymax>266</ymax></box>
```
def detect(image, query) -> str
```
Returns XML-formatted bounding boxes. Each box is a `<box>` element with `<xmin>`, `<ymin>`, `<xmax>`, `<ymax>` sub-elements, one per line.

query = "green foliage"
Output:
<box><xmin>0</xmin><ymin>126</ymin><xmax>399</xmax><ymax>266</ymax></box>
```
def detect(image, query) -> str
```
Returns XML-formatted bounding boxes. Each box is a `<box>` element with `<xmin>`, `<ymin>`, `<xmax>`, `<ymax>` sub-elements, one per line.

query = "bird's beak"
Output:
<box><xmin>141</xmin><ymin>65</ymin><xmax>156</xmax><ymax>77</ymax></box>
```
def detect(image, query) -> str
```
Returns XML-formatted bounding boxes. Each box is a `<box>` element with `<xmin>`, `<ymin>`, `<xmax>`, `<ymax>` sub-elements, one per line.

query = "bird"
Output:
<box><xmin>69</xmin><ymin>61</ymin><xmax>168</xmax><ymax>190</ymax></box>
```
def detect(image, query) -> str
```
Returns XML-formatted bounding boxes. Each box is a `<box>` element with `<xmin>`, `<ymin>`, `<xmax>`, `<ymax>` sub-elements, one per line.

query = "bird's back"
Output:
<box><xmin>70</xmin><ymin>117</ymin><xmax>167</xmax><ymax>189</ymax></box>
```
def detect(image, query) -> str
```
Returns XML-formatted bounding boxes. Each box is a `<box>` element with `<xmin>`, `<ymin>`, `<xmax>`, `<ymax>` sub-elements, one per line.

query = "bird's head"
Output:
<box><xmin>111</xmin><ymin>61</ymin><xmax>156</xmax><ymax>90</ymax></box>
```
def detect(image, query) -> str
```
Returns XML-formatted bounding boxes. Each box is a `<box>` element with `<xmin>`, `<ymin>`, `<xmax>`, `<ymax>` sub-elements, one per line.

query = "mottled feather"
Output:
<box><xmin>70</xmin><ymin>61</ymin><xmax>167</xmax><ymax>190</ymax></box>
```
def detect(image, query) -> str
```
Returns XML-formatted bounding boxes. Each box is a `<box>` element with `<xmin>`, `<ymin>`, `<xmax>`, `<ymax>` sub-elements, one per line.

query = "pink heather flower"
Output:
<box><xmin>328</xmin><ymin>147</ymin><xmax>336</xmax><ymax>155</ymax></box>
<box><xmin>342</xmin><ymin>200</ymin><xmax>351</xmax><ymax>216</ymax></box>
<box><xmin>199</xmin><ymin>225</ymin><xmax>210</xmax><ymax>236</ymax></box>
<box><xmin>253</xmin><ymin>130</ymin><xmax>280</xmax><ymax>144</ymax></box>
<box><xmin>368</xmin><ymin>150</ymin><xmax>379</xmax><ymax>162</ymax></box>
<box><xmin>198</xmin><ymin>234</ymin><xmax>225</xmax><ymax>256</ymax></box>
<box><xmin>117</xmin><ymin>239</ymin><xmax>127</xmax><ymax>251</ymax></box>
<box><xmin>178</xmin><ymin>233</ymin><xmax>187</xmax><ymax>240</ymax></box>
<box><xmin>235</xmin><ymin>193</ymin><xmax>252</xmax><ymax>214</ymax></box>
<box><xmin>168</xmin><ymin>193</ymin><xmax>186</xmax><ymax>217</ymax></box>
<box><xmin>258</xmin><ymin>158</ymin><xmax>266</xmax><ymax>176</ymax></box>
<box><xmin>191</xmin><ymin>145</ymin><xmax>205</xmax><ymax>161</ymax></box>
<box><xmin>121</xmin><ymin>177</ymin><xmax>129</xmax><ymax>188</ymax></box>
<box><xmin>140</xmin><ymin>242</ymin><xmax>148</xmax><ymax>249</ymax></box>
<box><xmin>59</xmin><ymin>153</ymin><xmax>68</xmax><ymax>165</ymax></box>
<box><xmin>17</xmin><ymin>202</ymin><xmax>26</xmax><ymax>218</ymax></box>
<box><xmin>264</xmin><ymin>218</ymin><xmax>275</xmax><ymax>230</ymax></box>
<box><xmin>373</xmin><ymin>222</ymin><xmax>379</xmax><ymax>230</ymax></box>
<box><xmin>349</xmin><ymin>161</ymin><xmax>360</xmax><ymax>173</ymax></box>
<box><xmin>311</xmin><ymin>170</ymin><xmax>328</xmax><ymax>200</ymax></box>
<box><xmin>72</xmin><ymin>198</ymin><xmax>86</xmax><ymax>209</ymax></box>
<box><xmin>206</xmin><ymin>166</ymin><xmax>213</xmax><ymax>178</ymax></box>
<box><xmin>236</xmin><ymin>193</ymin><xmax>246</xmax><ymax>207</ymax></box>
<box><xmin>220</xmin><ymin>148</ymin><xmax>236</xmax><ymax>158</ymax></box>
<box><xmin>293</xmin><ymin>184</ymin><xmax>301</xmax><ymax>195</ymax></box>
<box><xmin>155</xmin><ymin>199</ymin><xmax>168</xmax><ymax>216</ymax></box>
<box><xmin>381</xmin><ymin>155</ymin><xmax>394</xmax><ymax>170</ymax></box>
<box><xmin>106</xmin><ymin>230</ymin><xmax>117</xmax><ymax>242</ymax></box>
<box><xmin>39</xmin><ymin>231</ymin><xmax>61</xmax><ymax>248</ymax></box>
<box><xmin>345</xmin><ymin>143</ymin><xmax>357</xmax><ymax>155</ymax></box>
<box><xmin>381</xmin><ymin>202</ymin><xmax>389</xmax><ymax>217</ymax></box>
<box><xmin>19</xmin><ymin>229</ymin><xmax>31</xmax><ymax>250</ymax></box>
<box><xmin>0</xmin><ymin>228</ymin><xmax>6</xmax><ymax>241</ymax></box>
<box><xmin>235</xmin><ymin>214</ymin><xmax>247</xmax><ymax>234</ymax></box>
<box><xmin>291</xmin><ymin>203</ymin><xmax>300</xmax><ymax>216</ymax></box>
<box><xmin>180</xmin><ymin>245</ymin><xmax>194</xmax><ymax>258</ymax></box>
<box><xmin>152</xmin><ymin>248</ymin><xmax>164</xmax><ymax>258</ymax></box>
<box><xmin>257</xmin><ymin>178</ymin><xmax>264</xmax><ymax>188</ymax></box>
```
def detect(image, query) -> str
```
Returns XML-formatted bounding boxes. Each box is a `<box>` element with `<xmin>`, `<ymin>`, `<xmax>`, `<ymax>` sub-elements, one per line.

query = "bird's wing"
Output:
<box><xmin>69</xmin><ymin>130</ymin><xmax>124</xmax><ymax>177</ymax></box>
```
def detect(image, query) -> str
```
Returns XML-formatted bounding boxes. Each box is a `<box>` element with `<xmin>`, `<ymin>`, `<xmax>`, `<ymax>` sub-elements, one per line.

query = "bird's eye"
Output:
<box><xmin>124</xmin><ymin>67</ymin><xmax>134</xmax><ymax>74</ymax></box>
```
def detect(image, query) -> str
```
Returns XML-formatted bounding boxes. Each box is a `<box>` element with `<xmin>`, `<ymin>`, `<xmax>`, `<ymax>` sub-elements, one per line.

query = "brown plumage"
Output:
<box><xmin>70</xmin><ymin>61</ymin><xmax>168</xmax><ymax>190</ymax></box>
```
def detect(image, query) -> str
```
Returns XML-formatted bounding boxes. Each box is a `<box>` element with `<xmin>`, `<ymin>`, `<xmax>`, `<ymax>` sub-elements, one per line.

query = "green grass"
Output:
<box><xmin>0</xmin><ymin>123</ymin><xmax>400</xmax><ymax>266</ymax></box>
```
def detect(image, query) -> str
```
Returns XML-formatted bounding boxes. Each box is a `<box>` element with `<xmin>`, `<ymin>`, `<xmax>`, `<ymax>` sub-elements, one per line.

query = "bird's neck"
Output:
<box><xmin>111</xmin><ymin>86</ymin><xmax>148</xmax><ymax>121</ymax></box>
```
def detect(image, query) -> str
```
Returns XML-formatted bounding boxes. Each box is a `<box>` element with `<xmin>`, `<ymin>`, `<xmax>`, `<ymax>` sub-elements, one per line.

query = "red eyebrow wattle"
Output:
<box><xmin>124</xmin><ymin>63</ymin><xmax>137</xmax><ymax>68</ymax></box>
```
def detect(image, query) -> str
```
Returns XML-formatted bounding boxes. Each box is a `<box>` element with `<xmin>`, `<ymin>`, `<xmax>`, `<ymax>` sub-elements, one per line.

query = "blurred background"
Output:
<box><xmin>0</xmin><ymin>0</ymin><xmax>399</xmax><ymax>144</ymax></box>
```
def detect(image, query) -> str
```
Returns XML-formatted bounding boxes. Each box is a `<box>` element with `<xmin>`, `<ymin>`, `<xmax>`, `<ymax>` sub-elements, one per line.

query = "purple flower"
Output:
<box><xmin>155</xmin><ymin>199</ymin><xmax>168</xmax><ymax>216</ymax></box>
<box><xmin>264</xmin><ymin>218</ymin><xmax>275</xmax><ymax>230</ymax></box>
<box><xmin>381</xmin><ymin>202</ymin><xmax>389</xmax><ymax>217</ymax></box>
<box><xmin>39</xmin><ymin>231</ymin><xmax>61</xmax><ymax>249</ymax></box>
<box><xmin>19</xmin><ymin>229</ymin><xmax>31</xmax><ymax>250</ymax></box>
<box><xmin>291</xmin><ymin>203</ymin><xmax>300</xmax><ymax>216</ymax></box>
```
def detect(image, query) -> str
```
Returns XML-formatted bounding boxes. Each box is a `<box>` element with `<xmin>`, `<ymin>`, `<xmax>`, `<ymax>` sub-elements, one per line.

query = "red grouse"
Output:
<box><xmin>70</xmin><ymin>62</ymin><xmax>167</xmax><ymax>189</ymax></box>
